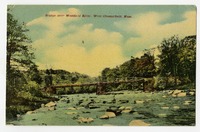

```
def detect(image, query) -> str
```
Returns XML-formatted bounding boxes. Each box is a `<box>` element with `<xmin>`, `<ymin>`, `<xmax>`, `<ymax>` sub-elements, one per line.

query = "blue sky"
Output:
<box><xmin>10</xmin><ymin>5</ymin><xmax>196</xmax><ymax>76</ymax></box>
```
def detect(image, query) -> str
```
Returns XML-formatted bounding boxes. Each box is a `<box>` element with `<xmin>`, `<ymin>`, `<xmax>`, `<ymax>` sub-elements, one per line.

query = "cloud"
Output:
<box><xmin>27</xmin><ymin>8</ymin><xmax>81</xmax><ymax>37</ymax></box>
<box><xmin>28</xmin><ymin>9</ymin><xmax>196</xmax><ymax>77</ymax></box>
<box><xmin>28</xmin><ymin>8</ymin><xmax>126</xmax><ymax>76</ymax></box>
<box><xmin>41</xmin><ymin>43</ymin><xmax>125</xmax><ymax>77</ymax></box>
<box><xmin>114</xmin><ymin>11</ymin><xmax>196</xmax><ymax>57</ymax></box>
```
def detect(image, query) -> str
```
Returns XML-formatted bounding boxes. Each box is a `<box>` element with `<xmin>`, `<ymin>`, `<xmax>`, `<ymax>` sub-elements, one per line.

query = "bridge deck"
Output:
<box><xmin>51</xmin><ymin>78</ymin><xmax>144</xmax><ymax>88</ymax></box>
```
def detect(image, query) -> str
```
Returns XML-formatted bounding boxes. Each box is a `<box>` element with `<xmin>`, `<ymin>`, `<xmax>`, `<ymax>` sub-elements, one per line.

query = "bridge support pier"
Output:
<box><xmin>96</xmin><ymin>83</ymin><xmax>106</xmax><ymax>95</ymax></box>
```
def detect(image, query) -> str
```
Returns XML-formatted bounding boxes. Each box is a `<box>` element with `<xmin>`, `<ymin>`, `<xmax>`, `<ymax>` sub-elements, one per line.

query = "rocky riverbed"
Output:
<box><xmin>9</xmin><ymin>90</ymin><xmax>195</xmax><ymax>126</ymax></box>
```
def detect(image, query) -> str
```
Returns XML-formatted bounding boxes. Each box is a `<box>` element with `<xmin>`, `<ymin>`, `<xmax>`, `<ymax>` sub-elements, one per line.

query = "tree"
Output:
<box><xmin>158</xmin><ymin>35</ymin><xmax>180</xmax><ymax>81</ymax></box>
<box><xmin>137</xmin><ymin>52</ymin><xmax>156</xmax><ymax>77</ymax></box>
<box><xmin>158</xmin><ymin>35</ymin><xmax>196</xmax><ymax>86</ymax></box>
<box><xmin>7</xmin><ymin>9</ymin><xmax>34</xmax><ymax>73</ymax></box>
<box><xmin>178</xmin><ymin>35</ymin><xmax>196</xmax><ymax>82</ymax></box>
<box><xmin>6</xmin><ymin>9</ymin><xmax>35</xmax><ymax>106</ymax></box>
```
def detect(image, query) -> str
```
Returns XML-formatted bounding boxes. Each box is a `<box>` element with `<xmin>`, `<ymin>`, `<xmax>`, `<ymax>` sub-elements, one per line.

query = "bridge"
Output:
<box><xmin>44</xmin><ymin>77</ymin><xmax>154</xmax><ymax>95</ymax></box>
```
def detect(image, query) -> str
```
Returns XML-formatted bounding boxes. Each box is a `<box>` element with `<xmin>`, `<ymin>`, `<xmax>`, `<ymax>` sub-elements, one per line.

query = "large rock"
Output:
<box><xmin>67</xmin><ymin>107</ymin><xmax>77</xmax><ymax>110</ymax></box>
<box><xmin>135</xmin><ymin>100</ymin><xmax>144</xmax><ymax>104</ymax></box>
<box><xmin>77</xmin><ymin>117</ymin><xmax>94</xmax><ymax>123</ymax></box>
<box><xmin>184</xmin><ymin>100</ymin><xmax>192</xmax><ymax>105</ymax></box>
<box><xmin>106</xmin><ymin>106</ymin><xmax>122</xmax><ymax>115</ymax></box>
<box><xmin>177</xmin><ymin>92</ymin><xmax>186</xmax><ymax>97</ymax></box>
<box><xmin>129</xmin><ymin>120</ymin><xmax>150</xmax><ymax>126</ymax></box>
<box><xmin>172</xmin><ymin>90</ymin><xmax>182</xmax><ymax>96</ymax></box>
<box><xmin>118</xmin><ymin>106</ymin><xmax>125</xmax><ymax>110</ymax></box>
<box><xmin>105</xmin><ymin>112</ymin><xmax>116</xmax><ymax>118</ymax></box>
<box><xmin>45</xmin><ymin>101</ymin><xmax>56</xmax><ymax>107</ymax></box>
<box><xmin>189</xmin><ymin>92</ymin><xmax>195</xmax><ymax>96</ymax></box>
<box><xmin>121</xmin><ymin>106</ymin><xmax>133</xmax><ymax>113</ymax></box>
<box><xmin>168</xmin><ymin>90</ymin><xmax>173</xmax><ymax>95</ymax></box>
<box><xmin>125</xmin><ymin>106</ymin><xmax>132</xmax><ymax>110</ymax></box>
<box><xmin>99</xmin><ymin>115</ymin><xmax>109</xmax><ymax>119</ymax></box>
<box><xmin>48</xmin><ymin>107</ymin><xmax>56</xmax><ymax>111</ymax></box>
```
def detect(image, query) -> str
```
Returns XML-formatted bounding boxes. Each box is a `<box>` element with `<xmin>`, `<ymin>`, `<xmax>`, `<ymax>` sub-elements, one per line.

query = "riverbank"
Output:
<box><xmin>6</xmin><ymin>95</ymin><xmax>59</xmax><ymax>123</ymax></box>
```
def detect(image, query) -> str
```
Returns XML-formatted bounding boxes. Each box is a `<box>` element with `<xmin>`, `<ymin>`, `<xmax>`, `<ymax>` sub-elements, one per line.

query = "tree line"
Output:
<box><xmin>100</xmin><ymin>35</ymin><xmax>196</xmax><ymax>91</ymax></box>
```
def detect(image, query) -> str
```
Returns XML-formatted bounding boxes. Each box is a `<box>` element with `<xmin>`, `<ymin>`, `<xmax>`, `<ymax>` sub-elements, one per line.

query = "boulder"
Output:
<box><xmin>99</xmin><ymin>115</ymin><xmax>109</xmax><ymax>119</ymax></box>
<box><xmin>106</xmin><ymin>106</ymin><xmax>122</xmax><ymax>115</ymax></box>
<box><xmin>168</xmin><ymin>90</ymin><xmax>173</xmax><ymax>95</ymax></box>
<box><xmin>45</xmin><ymin>101</ymin><xmax>56</xmax><ymax>107</ymax></box>
<box><xmin>77</xmin><ymin>117</ymin><xmax>94</xmax><ymax>123</ymax></box>
<box><xmin>105</xmin><ymin>112</ymin><xmax>116</xmax><ymax>118</ymax></box>
<box><xmin>135</xmin><ymin>100</ymin><xmax>144</xmax><ymax>104</ymax></box>
<box><xmin>189</xmin><ymin>92</ymin><xmax>195</xmax><ymax>96</ymax></box>
<box><xmin>48</xmin><ymin>107</ymin><xmax>56</xmax><ymax>111</ymax></box>
<box><xmin>129</xmin><ymin>120</ymin><xmax>150</xmax><ymax>126</ymax></box>
<box><xmin>177</xmin><ymin>92</ymin><xmax>186</xmax><ymax>97</ymax></box>
<box><xmin>125</xmin><ymin>106</ymin><xmax>132</xmax><ymax>110</ymax></box>
<box><xmin>184</xmin><ymin>100</ymin><xmax>192</xmax><ymax>105</ymax></box>
<box><xmin>118</xmin><ymin>106</ymin><xmax>125</xmax><ymax>110</ymax></box>
<box><xmin>173</xmin><ymin>90</ymin><xmax>182</xmax><ymax>95</ymax></box>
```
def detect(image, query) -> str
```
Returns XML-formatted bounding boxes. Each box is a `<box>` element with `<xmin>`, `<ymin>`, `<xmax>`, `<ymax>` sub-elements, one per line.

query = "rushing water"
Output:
<box><xmin>10</xmin><ymin>90</ymin><xmax>195</xmax><ymax>126</ymax></box>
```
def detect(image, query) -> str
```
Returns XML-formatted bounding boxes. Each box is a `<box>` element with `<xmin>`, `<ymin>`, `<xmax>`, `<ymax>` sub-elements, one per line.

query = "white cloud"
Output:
<box><xmin>28</xmin><ymin>8</ymin><xmax>126</xmax><ymax>76</ymax></box>
<box><xmin>27</xmin><ymin>8</ymin><xmax>81</xmax><ymax>37</ymax></box>
<box><xmin>28</xmin><ymin>9</ymin><xmax>196</xmax><ymax>77</ymax></box>
<box><xmin>115</xmin><ymin>11</ymin><xmax>196</xmax><ymax>57</ymax></box>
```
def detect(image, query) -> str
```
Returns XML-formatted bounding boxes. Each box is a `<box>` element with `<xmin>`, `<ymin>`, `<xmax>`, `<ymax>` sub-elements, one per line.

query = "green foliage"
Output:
<box><xmin>6</xmin><ymin>10</ymin><xmax>49</xmax><ymax>121</ymax></box>
<box><xmin>158</xmin><ymin>35</ymin><xmax>180</xmax><ymax>77</ymax></box>
<box><xmin>158</xmin><ymin>35</ymin><xmax>196</xmax><ymax>87</ymax></box>
<box><xmin>100</xmin><ymin>50</ymin><xmax>156</xmax><ymax>91</ymax></box>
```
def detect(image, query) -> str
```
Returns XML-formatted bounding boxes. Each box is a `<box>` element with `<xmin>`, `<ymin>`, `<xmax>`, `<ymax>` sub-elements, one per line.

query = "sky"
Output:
<box><xmin>10</xmin><ymin>5</ymin><xmax>196</xmax><ymax>77</ymax></box>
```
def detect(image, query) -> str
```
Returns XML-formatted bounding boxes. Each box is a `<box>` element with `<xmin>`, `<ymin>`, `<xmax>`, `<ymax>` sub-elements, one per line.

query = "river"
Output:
<box><xmin>9</xmin><ymin>90</ymin><xmax>195</xmax><ymax>126</ymax></box>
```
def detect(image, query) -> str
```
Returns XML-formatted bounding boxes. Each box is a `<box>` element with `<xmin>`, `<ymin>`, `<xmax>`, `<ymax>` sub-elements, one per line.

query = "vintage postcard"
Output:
<box><xmin>6</xmin><ymin>5</ymin><xmax>196</xmax><ymax>126</ymax></box>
